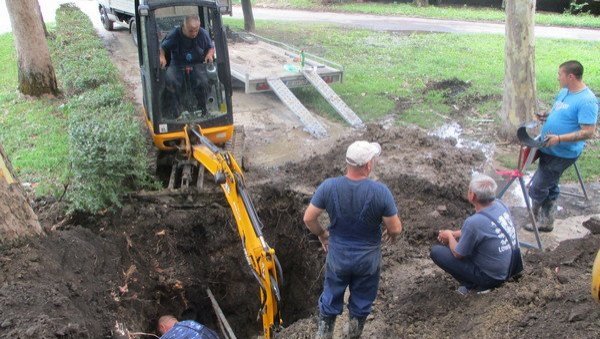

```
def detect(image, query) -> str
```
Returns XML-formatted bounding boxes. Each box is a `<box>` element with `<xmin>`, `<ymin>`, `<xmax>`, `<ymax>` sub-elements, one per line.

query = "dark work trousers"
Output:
<box><xmin>319</xmin><ymin>244</ymin><xmax>381</xmax><ymax>318</ymax></box>
<box><xmin>165</xmin><ymin>64</ymin><xmax>209</xmax><ymax>115</ymax></box>
<box><xmin>528</xmin><ymin>152</ymin><xmax>578</xmax><ymax>204</ymax></box>
<box><xmin>430</xmin><ymin>245</ymin><xmax>504</xmax><ymax>290</ymax></box>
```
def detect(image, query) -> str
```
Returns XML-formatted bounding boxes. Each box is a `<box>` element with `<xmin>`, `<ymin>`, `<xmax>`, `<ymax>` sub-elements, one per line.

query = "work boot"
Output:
<box><xmin>531</xmin><ymin>200</ymin><xmax>542</xmax><ymax>222</ymax></box>
<box><xmin>315</xmin><ymin>314</ymin><xmax>336</xmax><ymax>339</ymax></box>
<box><xmin>524</xmin><ymin>201</ymin><xmax>547</xmax><ymax>232</ymax></box>
<box><xmin>541</xmin><ymin>200</ymin><xmax>556</xmax><ymax>227</ymax></box>
<box><xmin>344</xmin><ymin>316</ymin><xmax>366</xmax><ymax>339</ymax></box>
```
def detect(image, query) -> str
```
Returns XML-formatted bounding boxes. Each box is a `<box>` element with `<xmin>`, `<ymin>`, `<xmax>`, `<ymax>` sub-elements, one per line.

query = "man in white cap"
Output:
<box><xmin>304</xmin><ymin>140</ymin><xmax>403</xmax><ymax>339</ymax></box>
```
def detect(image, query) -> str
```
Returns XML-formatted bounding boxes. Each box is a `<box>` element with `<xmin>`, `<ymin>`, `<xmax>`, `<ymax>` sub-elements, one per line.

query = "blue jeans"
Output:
<box><xmin>430</xmin><ymin>245</ymin><xmax>503</xmax><ymax>290</ymax></box>
<box><xmin>319</xmin><ymin>245</ymin><xmax>381</xmax><ymax>318</ymax></box>
<box><xmin>164</xmin><ymin>64</ymin><xmax>209</xmax><ymax>116</ymax></box>
<box><xmin>528</xmin><ymin>152</ymin><xmax>578</xmax><ymax>204</ymax></box>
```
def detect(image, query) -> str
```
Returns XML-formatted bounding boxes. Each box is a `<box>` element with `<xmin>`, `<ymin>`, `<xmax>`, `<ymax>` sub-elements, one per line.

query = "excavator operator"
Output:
<box><xmin>159</xmin><ymin>14</ymin><xmax>215</xmax><ymax>118</ymax></box>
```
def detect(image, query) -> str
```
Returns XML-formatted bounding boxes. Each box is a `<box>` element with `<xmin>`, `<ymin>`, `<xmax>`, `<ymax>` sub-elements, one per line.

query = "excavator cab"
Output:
<box><xmin>134</xmin><ymin>0</ymin><xmax>233</xmax><ymax>150</ymax></box>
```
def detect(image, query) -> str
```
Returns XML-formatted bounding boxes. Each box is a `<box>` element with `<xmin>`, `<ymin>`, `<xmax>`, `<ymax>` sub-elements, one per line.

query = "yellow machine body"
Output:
<box><xmin>593</xmin><ymin>249</ymin><xmax>600</xmax><ymax>302</ymax></box>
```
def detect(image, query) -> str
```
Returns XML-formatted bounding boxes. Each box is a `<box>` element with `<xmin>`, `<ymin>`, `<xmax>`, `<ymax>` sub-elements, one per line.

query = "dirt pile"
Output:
<box><xmin>1</xmin><ymin>125</ymin><xmax>598</xmax><ymax>339</ymax></box>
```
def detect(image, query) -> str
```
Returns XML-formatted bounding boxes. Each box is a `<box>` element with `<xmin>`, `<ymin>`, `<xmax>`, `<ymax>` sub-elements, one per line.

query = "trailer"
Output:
<box><xmin>227</xmin><ymin>32</ymin><xmax>364</xmax><ymax>137</ymax></box>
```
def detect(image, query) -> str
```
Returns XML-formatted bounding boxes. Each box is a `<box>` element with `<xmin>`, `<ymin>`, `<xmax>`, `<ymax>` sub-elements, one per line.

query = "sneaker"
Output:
<box><xmin>476</xmin><ymin>288</ymin><xmax>491</xmax><ymax>295</ymax></box>
<box><xmin>456</xmin><ymin>286</ymin><xmax>470</xmax><ymax>295</ymax></box>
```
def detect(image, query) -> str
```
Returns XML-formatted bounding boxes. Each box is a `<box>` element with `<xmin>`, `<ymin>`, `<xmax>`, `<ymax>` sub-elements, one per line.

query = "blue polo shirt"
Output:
<box><xmin>540</xmin><ymin>87</ymin><xmax>598</xmax><ymax>159</ymax></box>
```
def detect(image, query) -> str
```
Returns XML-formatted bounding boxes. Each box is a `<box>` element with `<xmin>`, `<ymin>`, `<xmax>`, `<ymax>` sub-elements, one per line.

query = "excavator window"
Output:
<box><xmin>153</xmin><ymin>6</ymin><xmax>228</xmax><ymax>124</ymax></box>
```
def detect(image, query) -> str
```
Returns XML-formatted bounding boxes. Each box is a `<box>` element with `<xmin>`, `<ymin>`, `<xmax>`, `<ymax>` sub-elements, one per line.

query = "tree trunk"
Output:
<box><xmin>413</xmin><ymin>0</ymin><xmax>430</xmax><ymax>7</ymax></box>
<box><xmin>0</xmin><ymin>144</ymin><xmax>44</xmax><ymax>246</ymax></box>
<box><xmin>5</xmin><ymin>0</ymin><xmax>58</xmax><ymax>97</ymax></box>
<box><xmin>33</xmin><ymin>0</ymin><xmax>49</xmax><ymax>37</ymax></box>
<box><xmin>501</xmin><ymin>0</ymin><xmax>537</xmax><ymax>138</ymax></box>
<box><xmin>241</xmin><ymin>0</ymin><xmax>255</xmax><ymax>32</ymax></box>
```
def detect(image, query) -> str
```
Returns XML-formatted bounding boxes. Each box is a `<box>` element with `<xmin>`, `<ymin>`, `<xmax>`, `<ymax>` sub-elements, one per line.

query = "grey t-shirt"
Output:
<box><xmin>455</xmin><ymin>200</ymin><xmax>517</xmax><ymax>280</ymax></box>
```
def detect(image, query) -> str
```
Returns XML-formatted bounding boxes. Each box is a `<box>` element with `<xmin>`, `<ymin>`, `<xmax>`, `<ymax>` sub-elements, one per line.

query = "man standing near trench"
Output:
<box><xmin>304</xmin><ymin>140</ymin><xmax>403</xmax><ymax>339</ymax></box>
<box><xmin>526</xmin><ymin>60</ymin><xmax>598</xmax><ymax>232</ymax></box>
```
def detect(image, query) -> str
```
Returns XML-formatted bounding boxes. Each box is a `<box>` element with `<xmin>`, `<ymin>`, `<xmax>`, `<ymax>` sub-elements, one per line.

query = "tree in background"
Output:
<box><xmin>5</xmin><ymin>0</ymin><xmax>58</xmax><ymax>96</ymax></box>
<box><xmin>502</xmin><ymin>0</ymin><xmax>537</xmax><ymax>135</ymax></box>
<box><xmin>241</xmin><ymin>0</ymin><xmax>256</xmax><ymax>32</ymax></box>
<box><xmin>0</xmin><ymin>144</ymin><xmax>44</xmax><ymax>245</ymax></box>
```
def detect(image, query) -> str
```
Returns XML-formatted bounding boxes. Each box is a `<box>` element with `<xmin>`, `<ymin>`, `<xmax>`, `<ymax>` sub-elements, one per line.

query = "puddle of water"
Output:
<box><xmin>429</xmin><ymin>122</ymin><xmax>495</xmax><ymax>165</ymax></box>
<box><xmin>429</xmin><ymin>122</ymin><xmax>540</xmax><ymax>208</ymax></box>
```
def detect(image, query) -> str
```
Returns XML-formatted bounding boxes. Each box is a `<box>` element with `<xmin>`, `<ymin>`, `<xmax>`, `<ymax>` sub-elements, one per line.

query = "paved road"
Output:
<box><xmin>1</xmin><ymin>1</ymin><xmax>599</xmax><ymax>41</ymax></box>
<box><xmin>231</xmin><ymin>6</ymin><xmax>600</xmax><ymax>41</ymax></box>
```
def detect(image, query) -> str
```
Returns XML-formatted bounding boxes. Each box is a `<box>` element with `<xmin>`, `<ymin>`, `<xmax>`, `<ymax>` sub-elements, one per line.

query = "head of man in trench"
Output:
<box><xmin>157</xmin><ymin>315</ymin><xmax>178</xmax><ymax>335</ymax></box>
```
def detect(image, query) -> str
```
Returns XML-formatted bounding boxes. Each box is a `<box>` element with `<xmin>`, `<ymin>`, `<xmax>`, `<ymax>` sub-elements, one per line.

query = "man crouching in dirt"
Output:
<box><xmin>157</xmin><ymin>315</ymin><xmax>218</xmax><ymax>339</ymax></box>
<box><xmin>431</xmin><ymin>174</ymin><xmax>522</xmax><ymax>295</ymax></box>
<box><xmin>304</xmin><ymin>140</ymin><xmax>403</xmax><ymax>339</ymax></box>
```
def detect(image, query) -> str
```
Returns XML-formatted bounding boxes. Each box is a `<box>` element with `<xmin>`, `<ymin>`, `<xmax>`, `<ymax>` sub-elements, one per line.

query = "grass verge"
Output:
<box><xmin>0</xmin><ymin>34</ymin><xmax>69</xmax><ymax>196</ymax></box>
<box><xmin>53</xmin><ymin>4</ymin><xmax>150</xmax><ymax>213</ymax></box>
<box><xmin>224</xmin><ymin>18</ymin><xmax>600</xmax><ymax>181</ymax></box>
<box><xmin>243</xmin><ymin>1</ymin><xmax>600</xmax><ymax>29</ymax></box>
<box><xmin>0</xmin><ymin>4</ymin><xmax>151</xmax><ymax>212</ymax></box>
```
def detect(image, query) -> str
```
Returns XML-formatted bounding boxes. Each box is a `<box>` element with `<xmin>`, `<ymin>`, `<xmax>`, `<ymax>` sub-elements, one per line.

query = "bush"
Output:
<box><xmin>51</xmin><ymin>5</ymin><xmax>151</xmax><ymax>213</ymax></box>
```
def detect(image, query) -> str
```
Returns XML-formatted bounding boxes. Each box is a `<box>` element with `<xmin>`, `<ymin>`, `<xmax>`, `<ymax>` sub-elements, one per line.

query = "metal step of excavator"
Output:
<box><xmin>266</xmin><ymin>78</ymin><xmax>328</xmax><ymax>139</ymax></box>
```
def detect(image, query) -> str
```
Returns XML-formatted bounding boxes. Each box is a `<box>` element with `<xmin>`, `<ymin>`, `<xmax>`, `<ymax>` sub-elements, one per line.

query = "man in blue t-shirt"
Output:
<box><xmin>431</xmin><ymin>174</ymin><xmax>519</xmax><ymax>295</ymax></box>
<box><xmin>159</xmin><ymin>15</ymin><xmax>215</xmax><ymax>117</ymax></box>
<box><xmin>304</xmin><ymin>140</ymin><xmax>403</xmax><ymax>339</ymax></box>
<box><xmin>157</xmin><ymin>315</ymin><xmax>218</xmax><ymax>339</ymax></box>
<box><xmin>526</xmin><ymin>60</ymin><xmax>598</xmax><ymax>232</ymax></box>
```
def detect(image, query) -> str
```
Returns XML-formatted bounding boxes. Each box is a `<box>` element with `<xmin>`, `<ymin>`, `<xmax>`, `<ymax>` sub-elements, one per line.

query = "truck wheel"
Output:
<box><xmin>130</xmin><ymin>19</ymin><xmax>138</xmax><ymax>46</ymax></box>
<box><xmin>100</xmin><ymin>7</ymin><xmax>114</xmax><ymax>31</ymax></box>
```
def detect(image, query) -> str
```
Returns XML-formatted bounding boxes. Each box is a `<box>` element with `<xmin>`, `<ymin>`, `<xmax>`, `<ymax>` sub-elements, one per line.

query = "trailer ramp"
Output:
<box><xmin>267</xmin><ymin>78</ymin><xmax>328</xmax><ymax>139</ymax></box>
<box><xmin>302</xmin><ymin>68</ymin><xmax>364</xmax><ymax>129</ymax></box>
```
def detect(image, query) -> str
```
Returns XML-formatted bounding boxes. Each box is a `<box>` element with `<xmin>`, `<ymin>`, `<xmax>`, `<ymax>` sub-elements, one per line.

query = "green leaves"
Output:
<box><xmin>52</xmin><ymin>6</ymin><xmax>151</xmax><ymax>213</ymax></box>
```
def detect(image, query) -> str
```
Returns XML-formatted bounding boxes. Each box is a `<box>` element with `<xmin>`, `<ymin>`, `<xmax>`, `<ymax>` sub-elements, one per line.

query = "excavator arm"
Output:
<box><xmin>185</xmin><ymin>125</ymin><xmax>283</xmax><ymax>338</ymax></box>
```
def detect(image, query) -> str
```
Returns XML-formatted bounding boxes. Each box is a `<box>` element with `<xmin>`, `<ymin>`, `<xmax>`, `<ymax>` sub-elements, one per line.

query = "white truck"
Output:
<box><xmin>97</xmin><ymin>0</ymin><xmax>230</xmax><ymax>33</ymax></box>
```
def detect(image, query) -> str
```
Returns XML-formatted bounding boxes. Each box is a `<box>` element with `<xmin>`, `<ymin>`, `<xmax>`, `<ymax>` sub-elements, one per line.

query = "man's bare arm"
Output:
<box><xmin>303</xmin><ymin>204</ymin><xmax>329</xmax><ymax>252</ymax></box>
<box><xmin>205</xmin><ymin>47</ymin><xmax>215</xmax><ymax>62</ymax></box>
<box><xmin>545</xmin><ymin>124</ymin><xmax>596</xmax><ymax>146</ymax></box>
<box><xmin>382</xmin><ymin>215</ymin><xmax>402</xmax><ymax>243</ymax></box>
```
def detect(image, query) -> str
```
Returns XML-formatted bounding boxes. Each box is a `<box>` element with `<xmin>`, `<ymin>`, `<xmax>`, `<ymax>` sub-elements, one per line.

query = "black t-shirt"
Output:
<box><xmin>161</xmin><ymin>26</ymin><xmax>214</xmax><ymax>65</ymax></box>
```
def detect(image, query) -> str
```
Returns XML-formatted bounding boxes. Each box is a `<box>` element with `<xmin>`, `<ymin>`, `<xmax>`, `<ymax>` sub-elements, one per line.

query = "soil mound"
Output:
<box><xmin>1</xmin><ymin>125</ymin><xmax>598</xmax><ymax>339</ymax></box>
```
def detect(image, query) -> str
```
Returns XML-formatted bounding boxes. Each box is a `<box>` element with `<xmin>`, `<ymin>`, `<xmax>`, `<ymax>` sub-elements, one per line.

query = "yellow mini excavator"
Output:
<box><xmin>133</xmin><ymin>1</ymin><xmax>282</xmax><ymax>336</ymax></box>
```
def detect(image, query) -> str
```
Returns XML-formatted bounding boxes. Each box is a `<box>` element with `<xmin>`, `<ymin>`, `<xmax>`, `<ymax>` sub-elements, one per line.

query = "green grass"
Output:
<box><xmin>2</xmin><ymin>11</ymin><xmax>598</xmax><ymax>199</ymax></box>
<box><xmin>0</xmin><ymin>5</ymin><xmax>151</xmax><ymax>211</ymax></box>
<box><xmin>0</xmin><ymin>34</ymin><xmax>69</xmax><ymax>195</ymax></box>
<box><xmin>244</xmin><ymin>1</ymin><xmax>600</xmax><ymax>29</ymax></box>
<box><xmin>224</xmin><ymin>18</ymin><xmax>600</xmax><ymax>180</ymax></box>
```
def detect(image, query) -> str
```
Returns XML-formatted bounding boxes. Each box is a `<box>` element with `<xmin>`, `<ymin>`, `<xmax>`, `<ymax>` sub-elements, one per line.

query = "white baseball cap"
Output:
<box><xmin>346</xmin><ymin>141</ymin><xmax>382</xmax><ymax>166</ymax></box>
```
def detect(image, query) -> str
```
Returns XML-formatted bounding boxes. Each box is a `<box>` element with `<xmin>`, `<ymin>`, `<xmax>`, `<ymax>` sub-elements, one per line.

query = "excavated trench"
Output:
<box><xmin>3</xmin><ymin>127</ymin><xmax>599</xmax><ymax>339</ymax></box>
<box><xmin>1</xmin><ymin>126</ymin><xmax>491</xmax><ymax>338</ymax></box>
<box><xmin>90</xmin><ymin>186</ymin><xmax>324</xmax><ymax>337</ymax></box>
<box><xmin>99</xmin><ymin>126</ymin><xmax>482</xmax><ymax>337</ymax></box>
